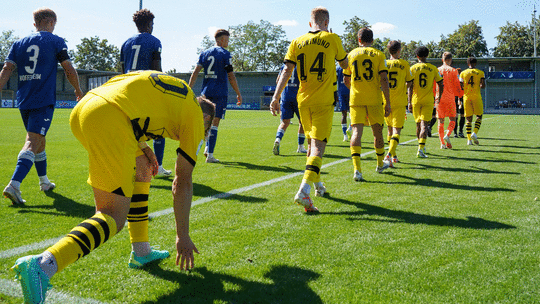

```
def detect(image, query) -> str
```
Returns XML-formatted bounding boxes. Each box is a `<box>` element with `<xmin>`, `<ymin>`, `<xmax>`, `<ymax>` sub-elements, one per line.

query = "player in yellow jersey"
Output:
<box><xmin>459</xmin><ymin>57</ymin><xmax>485</xmax><ymax>145</ymax></box>
<box><xmin>11</xmin><ymin>71</ymin><xmax>215</xmax><ymax>304</ymax></box>
<box><xmin>436</xmin><ymin>52</ymin><xmax>462</xmax><ymax>149</ymax></box>
<box><xmin>383</xmin><ymin>40</ymin><xmax>413</xmax><ymax>167</ymax></box>
<box><xmin>343</xmin><ymin>27</ymin><xmax>391</xmax><ymax>181</ymax></box>
<box><xmin>270</xmin><ymin>6</ymin><xmax>348</xmax><ymax>213</ymax></box>
<box><xmin>408</xmin><ymin>46</ymin><xmax>444</xmax><ymax>158</ymax></box>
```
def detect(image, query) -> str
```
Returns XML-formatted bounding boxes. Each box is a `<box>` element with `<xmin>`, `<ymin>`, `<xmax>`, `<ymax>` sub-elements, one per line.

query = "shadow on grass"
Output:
<box><xmin>408</xmin><ymin>163</ymin><xmax>520</xmax><ymax>175</ymax></box>
<box><xmin>324</xmin><ymin>196</ymin><xmax>516</xmax><ymax>230</ymax></box>
<box><xmin>220</xmin><ymin>161</ymin><xmax>300</xmax><ymax>174</ymax></box>
<box><xmin>369</xmin><ymin>173</ymin><xmax>515</xmax><ymax>192</ymax></box>
<box><xmin>151</xmin><ymin>183</ymin><xmax>268</xmax><ymax>204</ymax></box>
<box><xmin>12</xmin><ymin>191</ymin><xmax>95</xmax><ymax>218</ymax></box>
<box><xmin>140</xmin><ymin>265</ymin><xmax>322</xmax><ymax>303</ymax></box>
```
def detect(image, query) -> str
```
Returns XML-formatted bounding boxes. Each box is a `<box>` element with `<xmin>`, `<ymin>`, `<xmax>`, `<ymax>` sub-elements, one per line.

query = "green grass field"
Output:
<box><xmin>0</xmin><ymin>109</ymin><xmax>539</xmax><ymax>303</ymax></box>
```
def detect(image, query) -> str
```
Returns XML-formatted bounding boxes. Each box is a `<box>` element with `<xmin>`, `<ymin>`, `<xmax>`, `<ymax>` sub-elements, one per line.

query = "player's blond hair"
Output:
<box><xmin>33</xmin><ymin>8</ymin><xmax>57</xmax><ymax>26</ymax></box>
<box><xmin>310</xmin><ymin>6</ymin><xmax>329</xmax><ymax>25</ymax></box>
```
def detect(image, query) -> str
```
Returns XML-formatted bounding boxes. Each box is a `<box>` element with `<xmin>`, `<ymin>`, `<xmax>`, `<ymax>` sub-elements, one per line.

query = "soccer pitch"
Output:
<box><xmin>1</xmin><ymin>109</ymin><xmax>539</xmax><ymax>303</ymax></box>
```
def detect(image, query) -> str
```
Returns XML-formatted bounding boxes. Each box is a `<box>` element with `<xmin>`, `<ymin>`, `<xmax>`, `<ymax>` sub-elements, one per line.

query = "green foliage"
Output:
<box><xmin>340</xmin><ymin>16</ymin><xmax>370</xmax><ymax>52</ymax></box>
<box><xmin>439</xmin><ymin>20</ymin><xmax>489</xmax><ymax>58</ymax></box>
<box><xmin>70</xmin><ymin>36</ymin><xmax>120</xmax><ymax>71</ymax></box>
<box><xmin>228</xmin><ymin>20</ymin><xmax>289</xmax><ymax>72</ymax></box>
<box><xmin>1</xmin><ymin>110</ymin><xmax>540</xmax><ymax>303</ymax></box>
<box><xmin>493</xmin><ymin>21</ymin><xmax>535</xmax><ymax>57</ymax></box>
<box><xmin>0</xmin><ymin>30</ymin><xmax>19</xmax><ymax>63</ymax></box>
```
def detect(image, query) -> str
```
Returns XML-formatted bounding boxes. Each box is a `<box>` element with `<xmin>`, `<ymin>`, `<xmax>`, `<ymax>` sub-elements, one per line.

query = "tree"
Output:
<box><xmin>0</xmin><ymin>30</ymin><xmax>19</xmax><ymax>63</ymax></box>
<box><xmin>341</xmin><ymin>16</ymin><xmax>370</xmax><ymax>52</ymax></box>
<box><xmin>438</xmin><ymin>20</ymin><xmax>488</xmax><ymax>58</ymax></box>
<box><xmin>228</xmin><ymin>20</ymin><xmax>289</xmax><ymax>71</ymax></box>
<box><xmin>425</xmin><ymin>40</ymin><xmax>443</xmax><ymax>59</ymax></box>
<box><xmin>493</xmin><ymin>21</ymin><xmax>534</xmax><ymax>57</ymax></box>
<box><xmin>401</xmin><ymin>40</ymin><xmax>421</xmax><ymax>62</ymax></box>
<box><xmin>70</xmin><ymin>36</ymin><xmax>120</xmax><ymax>71</ymax></box>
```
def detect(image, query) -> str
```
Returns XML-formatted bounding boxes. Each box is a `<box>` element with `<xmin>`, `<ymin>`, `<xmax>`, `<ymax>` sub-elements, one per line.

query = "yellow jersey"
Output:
<box><xmin>344</xmin><ymin>46</ymin><xmax>388</xmax><ymax>107</ymax></box>
<box><xmin>285</xmin><ymin>30</ymin><xmax>347</xmax><ymax>108</ymax></box>
<box><xmin>460</xmin><ymin>68</ymin><xmax>485</xmax><ymax>100</ymax></box>
<box><xmin>383</xmin><ymin>59</ymin><xmax>412</xmax><ymax>107</ymax></box>
<box><xmin>410</xmin><ymin>62</ymin><xmax>443</xmax><ymax>105</ymax></box>
<box><xmin>87</xmin><ymin>71</ymin><xmax>205</xmax><ymax>166</ymax></box>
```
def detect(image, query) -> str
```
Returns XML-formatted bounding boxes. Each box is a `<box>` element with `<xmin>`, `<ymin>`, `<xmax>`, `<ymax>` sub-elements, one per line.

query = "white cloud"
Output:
<box><xmin>371</xmin><ymin>22</ymin><xmax>396</xmax><ymax>35</ymax></box>
<box><xmin>274</xmin><ymin>20</ymin><xmax>298</xmax><ymax>27</ymax></box>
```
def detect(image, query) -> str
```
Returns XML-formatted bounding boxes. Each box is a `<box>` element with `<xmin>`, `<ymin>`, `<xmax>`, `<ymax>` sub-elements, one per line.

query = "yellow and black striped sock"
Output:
<box><xmin>303</xmin><ymin>156</ymin><xmax>322</xmax><ymax>184</ymax></box>
<box><xmin>389</xmin><ymin>134</ymin><xmax>400</xmax><ymax>158</ymax></box>
<box><xmin>466</xmin><ymin>121</ymin><xmax>472</xmax><ymax>140</ymax></box>
<box><xmin>128</xmin><ymin>182</ymin><xmax>150</xmax><ymax>244</ymax></box>
<box><xmin>46</xmin><ymin>212</ymin><xmax>117</xmax><ymax>272</ymax></box>
<box><xmin>418</xmin><ymin>138</ymin><xmax>426</xmax><ymax>151</ymax></box>
<box><xmin>376</xmin><ymin>147</ymin><xmax>385</xmax><ymax>167</ymax></box>
<box><xmin>351</xmin><ymin>146</ymin><xmax>362</xmax><ymax>172</ymax></box>
<box><xmin>474</xmin><ymin>117</ymin><xmax>482</xmax><ymax>134</ymax></box>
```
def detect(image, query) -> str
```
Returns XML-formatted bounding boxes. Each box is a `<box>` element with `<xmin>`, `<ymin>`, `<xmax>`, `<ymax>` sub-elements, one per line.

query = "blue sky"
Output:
<box><xmin>1</xmin><ymin>0</ymin><xmax>536</xmax><ymax>72</ymax></box>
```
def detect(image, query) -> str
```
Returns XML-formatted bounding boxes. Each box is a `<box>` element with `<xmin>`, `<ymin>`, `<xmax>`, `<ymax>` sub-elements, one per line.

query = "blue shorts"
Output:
<box><xmin>20</xmin><ymin>105</ymin><xmax>55</xmax><ymax>136</ymax></box>
<box><xmin>338</xmin><ymin>94</ymin><xmax>350</xmax><ymax>112</ymax></box>
<box><xmin>280</xmin><ymin>98</ymin><xmax>300</xmax><ymax>121</ymax></box>
<box><xmin>207</xmin><ymin>96</ymin><xmax>228</xmax><ymax>119</ymax></box>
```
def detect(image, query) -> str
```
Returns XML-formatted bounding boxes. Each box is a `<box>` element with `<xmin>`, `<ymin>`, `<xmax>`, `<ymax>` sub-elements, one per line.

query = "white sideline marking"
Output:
<box><xmin>1</xmin><ymin>278</ymin><xmax>107</xmax><ymax>303</ymax></box>
<box><xmin>1</xmin><ymin>135</ymin><xmax>423</xmax><ymax>260</ymax></box>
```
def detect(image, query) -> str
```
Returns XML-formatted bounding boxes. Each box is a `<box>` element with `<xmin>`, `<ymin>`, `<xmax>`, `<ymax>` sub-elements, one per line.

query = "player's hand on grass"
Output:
<box><xmin>270</xmin><ymin>98</ymin><xmax>280</xmax><ymax>116</ymax></box>
<box><xmin>176</xmin><ymin>234</ymin><xmax>199</xmax><ymax>270</ymax></box>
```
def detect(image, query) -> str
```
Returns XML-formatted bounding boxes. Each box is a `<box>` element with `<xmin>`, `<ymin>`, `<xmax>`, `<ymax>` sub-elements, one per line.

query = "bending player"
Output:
<box><xmin>11</xmin><ymin>71</ymin><xmax>214</xmax><ymax>304</ymax></box>
<box><xmin>383</xmin><ymin>40</ymin><xmax>413</xmax><ymax>167</ymax></box>
<box><xmin>272</xmin><ymin>65</ymin><xmax>307</xmax><ymax>155</ymax></box>
<box><xmin>459</xmin><ymin>57</ymin><xmax>485</xmax><ymax>145</ymax></box>
<box><xmin>408</xmin><ymin>46</ymin><xmax>443</xmax><ymax>158</ymax></box>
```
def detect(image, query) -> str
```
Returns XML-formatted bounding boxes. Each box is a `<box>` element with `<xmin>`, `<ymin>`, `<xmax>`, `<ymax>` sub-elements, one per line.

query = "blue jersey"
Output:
<box><xmin>336</xmin><ymin>66</ymin><xmax>349</xmax><ymax>97</ymax></box>
<box><xmin>121</xmin><ymin>33</ymin><xmax>162</xmax><ymax>73</ymax></box>
<box><xmin>6</xmin><ymin>31</ymin><xmax>69</xmax><ymax>110</ymax></box>
<box><xmin>197</xmin><ymin>46</ymin><xmax>232</xmax><ymax>98</ymax></box>
<box><xmin>280</xmin><ymin>65</ymin><xmax>299</xmax><ymax>103</ymax></box>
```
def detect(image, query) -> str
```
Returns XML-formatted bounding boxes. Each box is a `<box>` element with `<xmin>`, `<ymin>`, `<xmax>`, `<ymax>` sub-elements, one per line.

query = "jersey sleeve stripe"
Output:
<box><xmin>176</xmin><ymin>148</ymin><xmax>196</xmax><ymax>167</ymax></box>
<box><xmin>285</xmin><ymin>59</ymin><xmax>296</xmax><ymax>65</ymax></box>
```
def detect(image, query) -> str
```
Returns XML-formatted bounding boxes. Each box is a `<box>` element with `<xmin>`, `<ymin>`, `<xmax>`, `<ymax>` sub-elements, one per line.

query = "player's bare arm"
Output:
<box><xmin>408</xmin><ymin>80</ymin><xmax>414</xmax><ymax>112</ymax></box>
<box><xmin>61</xmin><ymin>60</ymin><xmax>83</xmax><ymax>101</ymax></box>
<box><xmin>0</xmin><ymin>62</ymin><xmax>15</xmax><ymax>89</ymax></box>
<box><xmin>138</xmin><ymin>142</ymin><xmax>159</xmax><ymax>176</ymax></box>
<box><xmin>227</xmin><ymin>71</ymin><xmax>242</xmax><ymax>105</ymax></box>
<box><xmin>480</xmin><ymin>78</ymin><xmax>486</xmax><ymax>89</ymax></box>
<box><xmin>188</xmin><ymin>65</ymin><xmax>203</xmax><ymax>88</ymax></box>
<box><xmin>173</xmin><ymin>151</ymin><xmax>199</xmax><ymax>270</ymax></box>
<box><xmin>344</xmin><ymin>74</ymin><xmax>351</xmax><ymax>89</ymax></box>
<box><xmin>436</xmin><ymin>80</ymin><xmax>444</xmax><ymax>103</ymax></box>
<box><xmin>270</xmin><ymin>62</ymin><xmax>294</xmax><ymax>116</ymax></box>
<box><xmin>338</xmin><ymin>57</ymin><xmax>349</xmax><ymax>70</ymax></box>
<box><xmin>380</xmin><ymin>71</ymin><xmax>391</xmax><ymax>117</ymax></box>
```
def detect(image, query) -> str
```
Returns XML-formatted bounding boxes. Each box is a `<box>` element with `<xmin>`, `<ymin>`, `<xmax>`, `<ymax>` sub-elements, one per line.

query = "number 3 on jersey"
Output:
<box><xmin>297</xmin><ymin>52</ymin><xmax>326</xmax><ymax>82</ymax></box>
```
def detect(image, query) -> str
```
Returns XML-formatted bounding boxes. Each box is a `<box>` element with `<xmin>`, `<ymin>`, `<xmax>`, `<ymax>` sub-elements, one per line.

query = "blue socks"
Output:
<box><xmin>153</xmin><ymin>139</ymin><xmax>165</xmax><ymax>166</ymax></box>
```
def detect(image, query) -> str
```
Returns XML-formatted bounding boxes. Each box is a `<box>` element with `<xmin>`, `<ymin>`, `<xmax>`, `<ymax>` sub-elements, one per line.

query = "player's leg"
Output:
<box><xmin>444</xmin><ymin>99</ymin><xmax>457</xmax><ymax>149</ymax></box>
<box><xmin>153</xmin><ymin>139</ymin><xmax>171</xmax><ymax>177</ymax></box>
<box><xmin>391</xmin><ymin>127</ymin><xmax>402</xmax><ymax>163</ymax></box>
<box><xmin>471</xmin><ymin>98</ymin><xmax>483</xmax><ymax>144</ymax></box>
<box><xmin>438</xmin><ymin>118</ymin><xmax>446</xmax><ymax>148</ymax></box>
<box><xmin>205</xmin><ymin>96</ymin><xmax>226</xmax><ymax>163</ymax></box>
<box><xmin>368</xmin><ymin>105</ymin><xmax>389</xmax><ymax>173</ymax></box>
<box><xmin>458</xmin><ymin>97</ymin><xmax>465</xmax><ymax>137</ymax></box>
<box><xmin>274</xmin><ymin>118</ymin><xmax>290</xmax><ymax>155</ymax></box>
<box><xmin>349</xmin><ymin>106</ymin><xmax>366</xmax><ymax>181</ymax></box>
<box><xmin>297</xmin><ymin>121</ymin><xmax>307</xmax><ymax>153</ymax></box>
<box><xmin>127</xmin><ymin>153</ymin><xmax>170</xmax><ymax>268</ymax></box>
<box><xmin>387</xmin><ymin>106</ymin><xmax>404</xmax><ymax>165</ymax></box>
<box><xmin>4</xmin><ymin>105</ymin><xmax>53</xmax><ymax>204</ymax></box>
<box><xmin>427</xmin><ymin>108</ymin><xmax>436</xmax><ymax>137</ymax></box>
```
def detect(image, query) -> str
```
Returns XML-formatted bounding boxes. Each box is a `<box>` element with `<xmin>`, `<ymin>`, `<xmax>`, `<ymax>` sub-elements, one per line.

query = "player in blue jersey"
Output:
<box><xmin>189</xmin><ymin>29</ymin><xmax>242</xmax><ymax>163</ymax></box>
<box><xmin>271</xmin><ymin>65</ymin><xmax>307</xmax><ymax>155</ymax></box>
<box><xmin>0</xmin><ymin>8</ymin><xmax>83</xmax><ymax>205</ymax></box>
<box><xmin>337</xmin><ymin>65</ymin><xmax>351</xmax><ymax>141</ymax></box>
<box><xmin>120</xmin><ymin>9</ymin><xmax>171</xmax><ymax>177</ymax></box>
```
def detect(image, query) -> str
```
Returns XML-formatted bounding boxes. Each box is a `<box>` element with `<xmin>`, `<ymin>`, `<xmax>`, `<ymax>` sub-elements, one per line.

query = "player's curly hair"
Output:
<box><xmin>133</xmin><ymin>9</ymin><xmax>155</xmax><ymax>32</ymax></box>
<box><xmin>33</xmin><ymin>8</ymin><xmax>57</xmax><ymax>26</ymax></box>
<box><xmin>467</xmin><ymin>57</ymin><xmax>477</xmax><ymax>66</ymax></box>
<box><xmin>358</xmin><ymin>27</ymin><xmax>373</xmax><ymax>44</ymax></box>
<box><xmin>415</xmin><ymin>46</ymin><xmax>430</xmax><ymax>58</ymax></box>
<box><xmin>387</xmin><ymin>40</ymin><xmax>401</xmax><ymax>55</ymax></box>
